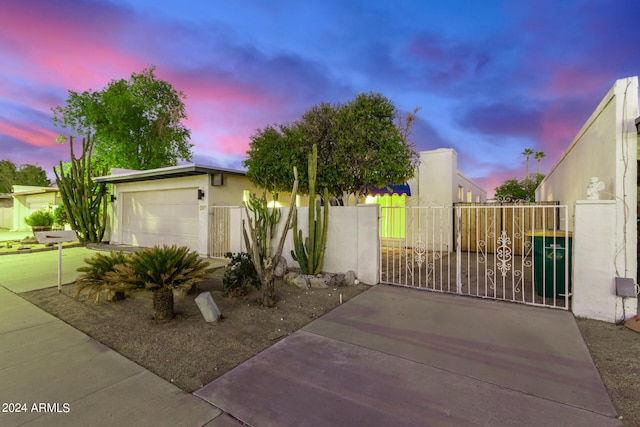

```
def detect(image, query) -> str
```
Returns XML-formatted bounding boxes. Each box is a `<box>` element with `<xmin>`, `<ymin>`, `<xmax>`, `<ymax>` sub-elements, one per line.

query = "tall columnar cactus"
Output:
<box><xmin>243</xmin><ymin>168</ymin><xmax>299</xmax><ymax>307</ymax></box>
<box><xmin>53</xmin><ymin>135</ymin><xmax>108</xmax><ymax>243</ymax></box>
<box><xmin>245</xmin><ymin>192</ymin><xmax>281</xmax><ymax>261</ymax></box>
<box><xmin>291</xmin><ymin>144</ymin><xmax>329</xmax><ymax>275</ymax></box>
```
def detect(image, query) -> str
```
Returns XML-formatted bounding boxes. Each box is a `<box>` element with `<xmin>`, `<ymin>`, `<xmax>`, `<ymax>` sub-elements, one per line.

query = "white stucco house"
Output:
<box><xmin>94</xmin><ymin>164</ymin><xmax>273</xmax><ymax>257</ymax></box>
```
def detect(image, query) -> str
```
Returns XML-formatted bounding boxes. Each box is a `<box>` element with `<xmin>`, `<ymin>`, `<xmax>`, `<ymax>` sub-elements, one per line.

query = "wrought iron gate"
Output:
<box><xmin>380</xmin><ymin>204</ymin><xmax>570</xmax><ymax>309</ymax></box>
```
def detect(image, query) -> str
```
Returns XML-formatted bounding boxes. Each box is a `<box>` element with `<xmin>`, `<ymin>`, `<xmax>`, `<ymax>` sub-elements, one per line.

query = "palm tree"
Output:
<box><xmin>522</xmin><ymin>148</ymin><xmax>534</xmax><ymax>179</ymax></box>
<box><xmin>535</xmin><ymin>151</ymin><xmax>546</xmax><ymax>174</ymax></box>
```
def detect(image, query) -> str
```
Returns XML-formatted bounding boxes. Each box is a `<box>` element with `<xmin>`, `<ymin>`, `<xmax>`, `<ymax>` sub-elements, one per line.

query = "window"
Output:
<box><xmin>467</xmin><ymin>190</ymin><xmax>472</xmax><ymax>202</ymax></box>
<box><xmin>458</xmin><ymin>185</ymin><xmax>463</xmax><ymax>201</ymax></box>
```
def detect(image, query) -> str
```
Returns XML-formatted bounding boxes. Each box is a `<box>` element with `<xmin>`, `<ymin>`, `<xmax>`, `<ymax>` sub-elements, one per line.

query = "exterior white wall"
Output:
<box><xmin>537</xmin><ymin>77</ymin><xmax>639</xmax><ymax>321</ymax></box>
<box><xmin>232</xmin><ymin>204</ymin><xmax>380</xmax><ymax>285</ymax></box>
<box><xmin>0</xmin><ymin>207</ymin><xmax>12</xmax><ymax>229</ymax></box>
<box><xmin>408</xmin><ymin>148</ymin><xmax>487</xmax><ymax>206</ymax></box>
<box><xmin>572</xmin><ymin>201</ymin><xmax>635</xmax><ymax>322</ymax></box>
<box><xmin>404</xmin><ymin>149</ymin><xmax>486</xmax><ymax>251</ymax></box>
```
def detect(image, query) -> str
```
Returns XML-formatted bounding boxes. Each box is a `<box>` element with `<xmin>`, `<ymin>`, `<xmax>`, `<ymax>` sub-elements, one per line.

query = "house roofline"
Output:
<box><xmin>93</xmin><ymin>163</ymin><xmax>246</xmax><ymax>184</ymax></box>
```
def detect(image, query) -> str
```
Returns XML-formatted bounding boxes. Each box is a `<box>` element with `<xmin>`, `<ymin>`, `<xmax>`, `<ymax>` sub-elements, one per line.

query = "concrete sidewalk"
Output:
<box><xmin>0</xmin><ymin>248</ymin><xmax>224</xmax><ymax>426</ymax></box>
<box><xmin>0</xmin><ymin>247</ymin><xmax>623</xmax><ymax>426</ymax></box>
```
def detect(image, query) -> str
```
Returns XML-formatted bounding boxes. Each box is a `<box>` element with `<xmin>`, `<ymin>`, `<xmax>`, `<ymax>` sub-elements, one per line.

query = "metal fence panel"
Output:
<box><xmin>380</xmin><ymin>204</ymin><xmax>570</xmax><ymax>310</ymax></box>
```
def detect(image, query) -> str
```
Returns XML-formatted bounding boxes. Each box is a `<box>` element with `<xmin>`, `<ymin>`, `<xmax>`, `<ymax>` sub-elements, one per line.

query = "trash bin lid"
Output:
<box><xmin>524</xmin><ymin>230</ymin><xmax>573</xmax><ymax>237</ymax></box>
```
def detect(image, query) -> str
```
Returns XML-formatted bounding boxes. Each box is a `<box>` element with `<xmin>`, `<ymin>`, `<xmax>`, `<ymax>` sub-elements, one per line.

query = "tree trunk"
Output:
<box><xmin>153</xmin><ymin>287</ymin><xmax>174</xmax><ymax>323</ymax></box>
<box><xmin>261</xmin><ymin>263</ymin><xmax>276</xmax><ymax>307</ymax></box>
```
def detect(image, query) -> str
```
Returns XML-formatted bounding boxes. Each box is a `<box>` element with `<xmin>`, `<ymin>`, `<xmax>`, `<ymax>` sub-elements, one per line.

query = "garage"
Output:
<box><xmin>94</xmin><ymin>163</ymin><xmax>256</xmax><ymax>256</ymax></box>
<box><xmin>121</xmin><ymin>188</ymin><xmax>199</xmax><ymax>249</ymax></box>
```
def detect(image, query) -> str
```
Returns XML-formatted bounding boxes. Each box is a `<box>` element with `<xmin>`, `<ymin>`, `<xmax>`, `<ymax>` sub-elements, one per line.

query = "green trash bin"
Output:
<box><xmin>526</xmin><ymin>230</ymin><xmax>572</xmax><ymax>297</ymax></box>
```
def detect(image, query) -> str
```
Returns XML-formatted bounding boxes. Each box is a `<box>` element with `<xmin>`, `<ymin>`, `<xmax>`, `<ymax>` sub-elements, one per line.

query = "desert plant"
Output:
<box><xmin>243</xmin><ymin>168</ymin><xmax>299</xmax><ymax>307</ymax></box>
<box><xmin>291</xmin><ymin>144</ymin><xmax>329</xmax><ymax>275</ymax></box>
<box><xmin>74</xmin><ymin>251</ymin><xmax>132</xmax><ymax>302</ymax></box>
<box><xmin>245</xmin><ymin>192</ymin><xmax>281</xmax><ymax>262</ymax></box>
<box><xmin>109</xmin><ymin>245</ymin><xmax>208</xmax><ymax>322</ymax></box>
<box><xmin>24</xmin><ymin>208</ymin><xmax>55</xmax><ymax>228</ymax></box>
<box><xmin>54</xmin><ymin>135</ymin><xmax>108</xmax><ymax>243</ymax></box>
<box><xmin>222</xmin><ymin>252</ymin><xmax>261</xmax><ymax>297</ymax></box>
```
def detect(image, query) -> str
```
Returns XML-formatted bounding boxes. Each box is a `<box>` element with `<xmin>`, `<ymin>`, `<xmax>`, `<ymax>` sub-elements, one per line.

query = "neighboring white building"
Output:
<box><xmin>11</xmin><ymin>185</ymin><xmax>62</xmax><ymax>232</ymax></box>
<box><xmin>536</xmin><ymin>76</ymin><xmax>639</xmax><ymax>322</ymax></box>
<box><xmin>409</xmin><ymin>148</ymin><xmax>487</xmax><ymax>205</ymax></box>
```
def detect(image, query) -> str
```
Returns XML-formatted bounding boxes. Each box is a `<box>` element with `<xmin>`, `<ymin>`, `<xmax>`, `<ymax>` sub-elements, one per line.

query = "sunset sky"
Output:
<box><xmin>1</xmin><ymin>0</ymin><xmax>639</xmax><ymax>196</ymax></box>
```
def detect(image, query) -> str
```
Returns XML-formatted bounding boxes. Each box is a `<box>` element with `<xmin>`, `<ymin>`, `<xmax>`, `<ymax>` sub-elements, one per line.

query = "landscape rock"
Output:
<box><xmin>284</xmin><ymin>271</ymin><xmax>298</xmax><ymax>285</ymax></box>
<box><xmin>292</xmin><ymin>276</ymin><xmax>310</xmax><ymax>289</ymax></box>
<box><xmin>345</xmin><ymin>270</ymin><xmax>357</xmax><ymax>286</ymax></box>
<box><xmin>309</xmin><ymin>276</ymin><xmax>329</xmax><ymax>289</ymax></box>
<box><xmin>329</xmin><ymin>274</ymin><xmax>346</xmax><ymax>287</ymax></box>
<box><xmin>274</xmin><ymin>256</ymin><xmax>288</xmax><ymax>277</ymax></box>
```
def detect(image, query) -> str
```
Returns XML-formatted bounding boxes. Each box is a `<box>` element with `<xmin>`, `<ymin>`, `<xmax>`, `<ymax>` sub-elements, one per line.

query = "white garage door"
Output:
<box><xmin>121</xmin><ymin>189</ymin><xmax>199</xmax><ymax>250</ymax></box>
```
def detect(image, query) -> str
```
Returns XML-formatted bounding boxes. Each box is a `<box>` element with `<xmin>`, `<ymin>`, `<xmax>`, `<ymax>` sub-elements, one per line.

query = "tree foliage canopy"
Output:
<box><xmin>0</xmin><ymin>160</ymin><xmax>51</xmax><ymax>193</ymax></box>
<box><xmin>244</xmin><ymin>92</ymin><xmax>418</xmax><ymax>198</ymax></box>
<box><xmin>52</xmin><ymin>66</ymin><xmax>192</xmax><ymax>171</ymax></box>
<box><xmin>494</xmin><ymin>174</ymin><xmax>545</xmax><ymax>202</ymax></box>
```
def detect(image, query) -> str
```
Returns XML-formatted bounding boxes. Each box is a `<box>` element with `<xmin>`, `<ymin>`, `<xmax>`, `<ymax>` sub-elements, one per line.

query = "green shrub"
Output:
<box><xmin>74</xmin><ymin>251</ymin><xmax>131</xmax><ymax>302</ymax></box>
<box><xmin>223</xmin><ymin>252</ymin><xmax>261</xmax><ymax>297</ymax></box>
<box><xmin>24</xmin><ymin>208</ymin><xmax>55</xmax><ymax>227</ymax></box>
<box><xmin>54</xmin><ymin>204</ymin><xmax>68</xmax><ymax>227</ymax></box>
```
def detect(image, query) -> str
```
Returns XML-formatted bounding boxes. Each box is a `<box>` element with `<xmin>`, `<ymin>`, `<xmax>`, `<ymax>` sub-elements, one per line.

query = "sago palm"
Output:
<box><xmin>74</xmin><ymin>251</ymin><xmax>131</xmax><ymax>302</ymax></box>
<box><xmin>109</xmin><ymin>245</ymin><xmax>208</xmax><ymax>322</ymax></box>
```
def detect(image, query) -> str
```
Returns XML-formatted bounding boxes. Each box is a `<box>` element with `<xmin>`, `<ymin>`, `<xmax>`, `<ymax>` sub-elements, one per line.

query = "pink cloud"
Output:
<box><xmin>0</xmin><ymin>121</ymin><xmax>58</xmax><ymax>148</ymax></box>
<box><xmin>0</xmin><ymin>1</ymin><xmax>145</xmax><ymax>90</ymax></box>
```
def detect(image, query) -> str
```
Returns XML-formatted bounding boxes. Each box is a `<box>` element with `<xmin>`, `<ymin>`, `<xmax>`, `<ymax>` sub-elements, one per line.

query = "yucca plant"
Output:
<box><xmin>74</xmin><ymin>251</ymin><xmax>132</xmax><ymax>302</ymax></box>
<box><xmin>109</xmin><ymin>245</ymin><xmax>208</xmax><ymax>322</ymax></box>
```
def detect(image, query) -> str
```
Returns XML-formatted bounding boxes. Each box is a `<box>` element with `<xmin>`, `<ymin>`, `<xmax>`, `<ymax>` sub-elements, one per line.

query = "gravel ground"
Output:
<box><xmin>575</xmin><ymin>317</ymin><xmax>640</xmax><ymax>427</ymax></box>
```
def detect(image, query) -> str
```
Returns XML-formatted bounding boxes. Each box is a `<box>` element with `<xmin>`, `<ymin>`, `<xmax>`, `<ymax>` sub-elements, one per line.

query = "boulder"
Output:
<box><xmin>345</xmin><ymin>270</ymin><xmax>357</xmax><ymax>286</ymax></box>
<box><xmin>274</xmin><ymin>256</ymin><xmax>288</xmax><ymax>277</ymax></box>
<box><xmin>330</xmin><ymin>274</ymin><xmax>346</xmax><ymax>287</ymax></box>
<box><xmin>309</xmin><ymin>276</ymin><xmax>329</xmax><ymax>289</ymax></box>
<box><xmin>292</xmin><ymin>276</ymin><xmax>310</xmax><ymax>289</ymax></box>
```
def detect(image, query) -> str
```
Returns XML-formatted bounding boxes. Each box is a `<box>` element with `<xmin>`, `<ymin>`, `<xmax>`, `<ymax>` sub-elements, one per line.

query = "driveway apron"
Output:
<box><xmin>196</xmin><ymin>285</ymin><xmax>621</xmax><ymax>427</ymax></box>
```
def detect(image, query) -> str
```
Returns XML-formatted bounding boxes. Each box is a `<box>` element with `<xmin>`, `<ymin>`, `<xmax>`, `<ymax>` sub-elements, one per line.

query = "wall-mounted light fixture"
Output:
<box><xmin>198</xmin><ymin>189</ymin><xmax>205</xmax><ymax>200</ymax></box>
<box><xmin>110</xmin><ymin>194</ymin><xmax>117</xmax><ymax>202</ymax></box>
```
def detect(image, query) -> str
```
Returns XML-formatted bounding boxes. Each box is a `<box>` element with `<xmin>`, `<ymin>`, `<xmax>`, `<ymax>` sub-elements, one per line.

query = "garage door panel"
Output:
<box><xmin>120</xmin><ymin>189</ymin><xmax>199</xmax><ymax>251</ymax></box>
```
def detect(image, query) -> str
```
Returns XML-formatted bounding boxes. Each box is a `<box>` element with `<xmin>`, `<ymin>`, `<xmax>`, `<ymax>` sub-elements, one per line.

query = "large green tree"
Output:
<box><xmin>52</xmin><ymin>66</ymin><xmax>192</xmax><ymax>170</ymax></box>
<box><xmin>244</xmin><ymin>93</ymin><xmax>418</xmax><ymax>199</ymax></box>
<box><xmin>494</xmin><ymin>174</ymin><xmax>545</xmax><ymax>202</ymax></box>
<box><xmin>0</xmin><ymin>160</ymin><xmax>51</xmax><ymax>193</ymax></box>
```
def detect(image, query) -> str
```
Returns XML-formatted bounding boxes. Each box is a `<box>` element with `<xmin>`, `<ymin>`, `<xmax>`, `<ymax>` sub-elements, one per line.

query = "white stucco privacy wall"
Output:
<box><xmin>232</xmin><ymin>204</ymin><xmax>380</xmax><ymax>286</ymax></box>
<box><xmin>536</xmin><ymin>76</ymin><xmax>639</xmax><ymax>321</ymax></box>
